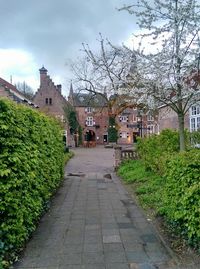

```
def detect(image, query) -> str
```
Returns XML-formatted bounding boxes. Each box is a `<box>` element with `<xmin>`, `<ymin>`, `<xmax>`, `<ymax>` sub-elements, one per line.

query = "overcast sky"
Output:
<box><xmin>0</xmin><ymin>0</ymin><xmax>138</xmax><ymax>96</ymax></box>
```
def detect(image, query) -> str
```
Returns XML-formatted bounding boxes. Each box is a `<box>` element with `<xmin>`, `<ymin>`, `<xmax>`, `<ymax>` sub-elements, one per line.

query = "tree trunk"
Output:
<box><xmin>178</xmin><ymin>113</ymin><xmax>185</xmax><ymax>151</ymax></box>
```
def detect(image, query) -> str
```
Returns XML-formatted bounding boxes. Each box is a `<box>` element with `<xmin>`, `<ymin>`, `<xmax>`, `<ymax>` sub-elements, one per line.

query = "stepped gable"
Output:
<box><xmin>33</xmin><ymin>66</ymin><xmax>69</xmax><ymax>119</ymax></box>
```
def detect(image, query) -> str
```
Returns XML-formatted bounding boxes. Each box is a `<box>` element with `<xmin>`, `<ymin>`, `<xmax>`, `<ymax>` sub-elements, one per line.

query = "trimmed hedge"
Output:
<box><xmin>161</xmin><ymin>149</ymin><xmax>200</xmax><ymax>248</ymax></box>
<box><xmin>119</xmin><ymin>129</ymin><xmax>200</xmax><ymax>249</ymax></box>
<box><xmin>0</xmin><ymin>99</ymin><xmax>65</xmax><ymax>267</ymax></box>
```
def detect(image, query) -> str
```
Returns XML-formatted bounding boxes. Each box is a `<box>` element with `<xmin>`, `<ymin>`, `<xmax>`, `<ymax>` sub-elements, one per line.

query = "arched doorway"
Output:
<box><xmin>84</xmin><ymin>130</ymin><xmax>96</xmax><ymax>147</ymax></box>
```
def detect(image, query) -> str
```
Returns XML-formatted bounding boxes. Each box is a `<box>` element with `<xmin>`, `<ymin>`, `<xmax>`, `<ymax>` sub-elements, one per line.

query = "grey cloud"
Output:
<box><xmin>0</xmin><ymin>0</ymin><xmax>137</xmax><ymax>90</ymax></box>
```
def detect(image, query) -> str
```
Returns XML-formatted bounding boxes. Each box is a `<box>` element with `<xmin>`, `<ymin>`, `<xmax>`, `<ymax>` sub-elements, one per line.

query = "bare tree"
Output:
<box><xmin>15</xmin><ymin>81</ymin><xmax>34</xmax><ymax>100</ymax></box>
<box><xmin>69</xmin><ymin>34</ymin><xmax>141</xmax><ymax>117</ymax></box>
<box><xmin>120</xmin><ymin>0</ymin><xmax>200</xmax><ymax>151</ymax></box>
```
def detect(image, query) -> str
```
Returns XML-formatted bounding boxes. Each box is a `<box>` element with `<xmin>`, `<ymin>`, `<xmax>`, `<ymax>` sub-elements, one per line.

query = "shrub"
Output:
<box><xmin>137</xmin><ymin>129</ymin><xmax>180</xmax><ymax>173</ymax></box>
<box><xmin>190</xmin><ymin>130</ymin><xmax>200</xmax><ymax>148</ymax></box>
<box><xmin>161</xmin><ymin>149</ymin><xmax>200</xmax><ymax>248</ymax></box>
<box><xmin>0</xmin><ymin>99</ymin><xmax>66</xmax><ymax>267</ymax></box>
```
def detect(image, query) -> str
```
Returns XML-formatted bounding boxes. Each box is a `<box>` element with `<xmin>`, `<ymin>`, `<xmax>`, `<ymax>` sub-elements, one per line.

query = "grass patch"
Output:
<box><xmin>117</xmin><ymin>159</ymin><xmax>164</xmax><ymax>211</ymax></box>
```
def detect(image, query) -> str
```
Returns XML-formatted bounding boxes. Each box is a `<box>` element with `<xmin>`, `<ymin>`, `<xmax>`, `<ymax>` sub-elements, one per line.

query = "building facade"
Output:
<box><xmin>33</xmin><ymin>67</ymin><xmax>69</xmax><ymax>121</ymax></box>
<box><xmin>158</xmin><ymin>105</ymin><xmax>189</xmax><ymax>132</ymax></box>
<box><xmin>68</xmin><ymin>87</ymin><xmax>109</xmax><ymax>145</ymax></box>
<box><xmin>33</xmin><ymin>67</ymin><xmax>70</xmax><ymax>145</ymax></box>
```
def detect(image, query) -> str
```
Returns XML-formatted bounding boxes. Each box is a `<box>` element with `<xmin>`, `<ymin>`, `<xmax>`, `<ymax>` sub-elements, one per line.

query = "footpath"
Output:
<box><xmin>13</xmin><ymin>146</ymin><xmax>197</xmax><ymax>269</ymax></box>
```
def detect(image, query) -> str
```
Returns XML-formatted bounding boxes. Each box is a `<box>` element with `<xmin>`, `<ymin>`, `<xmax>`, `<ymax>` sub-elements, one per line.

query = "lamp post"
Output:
<box><xmin>136</xmin><ymin>110</ymin><xmax>143</xmax><ymax>137</ymax></box>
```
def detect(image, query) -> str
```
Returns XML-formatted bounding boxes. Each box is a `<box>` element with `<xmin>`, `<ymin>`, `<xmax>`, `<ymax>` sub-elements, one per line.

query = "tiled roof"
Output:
<box><xmin>72</xmin><ymin>91</ymin><xmax>107</xmax><ymax>107</ymax></box>
<box><xmin>0</xmin><ymin>77</ymin><xmax>39</xmax><ymax>107</ymax></box>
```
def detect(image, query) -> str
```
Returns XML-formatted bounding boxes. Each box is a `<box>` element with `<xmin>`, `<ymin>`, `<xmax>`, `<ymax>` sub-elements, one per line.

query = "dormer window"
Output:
<box><xmin>86</xmin><ymin>107</ymin><xmax>92</xmax><ymax>113</ymax></box>
<box><xmin>147</xmin><ymin>113</ymin><xmax>154</xmax><ymax>121</ymax></box>
<box><xmin>119</xmin><ymin>116</ymin><xmax>129</xmax><ymax>122</ymax></box>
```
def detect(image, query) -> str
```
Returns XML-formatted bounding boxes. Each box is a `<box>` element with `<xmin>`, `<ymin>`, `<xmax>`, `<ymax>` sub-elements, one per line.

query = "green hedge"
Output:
<box><xmin>0</xmin><ymin>99</ymin><xmax>65</xmax><ymax>267</ymax></box>
<box><xmin>137</xmin><ymin>129</ymin><xmax>180</xmax><ymax>173</ymax></box>
<box><xmin>119</xmin><ymin>129</ymin><xmax>200</xmax><ymax>249</ymax></box>
<box><xmin>161</xmin><ymin>149</ymin><xmax>200</xmax><ymax>248</ymax></box>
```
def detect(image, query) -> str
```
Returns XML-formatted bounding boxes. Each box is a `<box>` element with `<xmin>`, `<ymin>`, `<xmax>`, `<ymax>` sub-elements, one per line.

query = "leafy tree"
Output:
<box><xmin>120</xmin><ymin>0</ymin><xmax>200</xmax><ymax>151</ymax></box>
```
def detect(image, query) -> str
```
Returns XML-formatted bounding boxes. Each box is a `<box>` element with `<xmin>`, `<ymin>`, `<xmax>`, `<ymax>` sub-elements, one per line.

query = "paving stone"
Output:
<box><xmin>62</xmin><ymin>243</ymin><xmax>83</xmax><ymax>253</ymax></box>
<box><xmin>140</xmin><ymin>234</ymin><xmax>159</xmax><ymax>243</ymax></box>
<box><xmin>59</xmin><ymin>266</ymin><xmax>81</xmax><ymax>269</ymax></box>
<box><xmin>103</xmin><ymin>235</ymin><xmax>121</xmax><ymax>243</ymax></box>
<box><xmin>106</xmin><ymin>263</ymin><xmax>130</xmax><ymax>269</ymax></box>
<box><xmin>59</xmin><ymin>253</ymin><xmax>82</xmax><ymax>265</ymax></box>
<box><xmin>104</xmin><ymin>251</ymin><xmax>127</xmax><ymax>263</ymax></box>
<box><xmin>118</xmin><ymin>223</ymin><xmax>135</xmax><ymax>229</ymax></box>
<box><xmin>82</xmin><ymin>251</ymin><xmax>105</xmax><ymax>264</ymax></box>
<box><xmin>84</xmin><ymin>243</ymin><xmax>103</xmax><ymax>252</ymax></box>
<box><xmin>81</xmin><ymin>264</ymin><xmax>106</xmax><ymax>269</ymax></box>
<box><xmin>102</xmin><ymin>229</ymin><xmax>120</xmax><ymax>236</ymax></box>
<box><xmin>103</xmin><ymin>243</ymin><xmax>124</xmax><ymax>252</ymax></box>
<box><xmin>126</xmin><ymin>251</ymin><xmax>149</xmax><ymax>263</ymax></box>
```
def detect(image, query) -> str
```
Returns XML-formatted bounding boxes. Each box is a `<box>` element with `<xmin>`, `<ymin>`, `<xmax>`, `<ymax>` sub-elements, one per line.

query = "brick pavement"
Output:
<box><xmin>13</xmin><ymin>146</ymin><xmax>197</xmax><ymax>269</ymax></box>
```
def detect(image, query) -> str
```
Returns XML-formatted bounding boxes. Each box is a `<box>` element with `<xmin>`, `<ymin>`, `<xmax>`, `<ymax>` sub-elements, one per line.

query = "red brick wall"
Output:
<box><xmin>33</xmin><ymin>70</ymin><xmax>68</xmax><ymax>120</ymax></box>
<box><xmin>158</xmin><ymin>106</ymin><xmax>190</xmax><ymax>131</ymax></box>
<box><xmin>75</xmin><ymin>106</ymin><xmax>109</xmax><ymax>144</ymax></box>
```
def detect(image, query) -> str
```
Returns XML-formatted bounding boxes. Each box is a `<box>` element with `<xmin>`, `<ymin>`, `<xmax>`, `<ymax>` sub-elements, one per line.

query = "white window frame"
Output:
<box><xmin>86</xmin><ymin>107</ymin><xmax>92</xmax><ymax>113</ymax></box>
<box><xmin>120</xmin><ymin>116</ymin><xmax>128</xmax><ymax>122</ymax></box>
<box><xmin>147</xmin><ymin>124</ymin><xmax>154</xmax><ymax>134</ymax></box>
<box><xmin>120</xmin><ymin>132</ymin><xmax>127</xmax><ymax>138</ymax></box>
<box><xmin>191</xmin><ymin>105</ymin><xmax>200</xmax><ymax>116</ymax></box>
<box><xmin>190</xmin><ymin>118</ymin><xmax>196</xmax><ymax>132</ymax></box>
<box><xmin>190</xmin><ymin>104</ymin><xmax>200</xmax><ymax>131</ymax></box>
<box><xmin>147</xmin><ymin>114</ymin><xmax>154</xmax><ymax>121</ymax></box>
<box><xmin>86</xmin><ymin>116</ymin><xmax>93</xmax><ymax>126</ymax></box>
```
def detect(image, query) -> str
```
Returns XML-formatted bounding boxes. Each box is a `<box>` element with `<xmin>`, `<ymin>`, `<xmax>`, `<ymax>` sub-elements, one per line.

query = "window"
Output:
<box><xmin>86</xmin><ymin>116</ymin><xmax>93</xmax><ymax>126</ymax></box>
<box><xmin>86</xmin><ymin>107</ymin><xmax>92</xmax><ymax>113</ymax></box>
<box><xmin>190</xmin><ymin>104</ymin><xmax>200</xmax><ymax>131</ymax></box>
<box><xmin>147</xmin><ymin>114</ymin><xmax>154</xmax><ymax>121</ymax></box>
<box><xmin>45</xmin><ymin>98</ymin><xmax>52</xmax><ymax>105</ymax></box>
<box><xmin>120</xmin><ymin>116</ymin><xmax>128</xmax><ymax>122</ymax></box>
<box><xmin>191</xmin><ymin>105</ymin><xmax>200</xmax><ymax>116</ymax></box>
<box><xmin>147</xmin><ymin>125</ymin><xmax>154</xmax><ymax>134</ymax></box>
<box><xmin>132</xmin><ymin>115</ymin><xmax>137</xmax><ymax>122</ymax></box>
<box><xmin>197</xmin><ymin>117</ymin><xmax>200</xmax><ymax>129</ymax></box>
<box><xmin>191</xmin><ymin>118</ymin><xmax>196</xmax><ymax>132</ymax></box>
<box><xmin>120</xmin><ymin>132</ymin><xmax>127</xmax><ymax>138</ymax></box>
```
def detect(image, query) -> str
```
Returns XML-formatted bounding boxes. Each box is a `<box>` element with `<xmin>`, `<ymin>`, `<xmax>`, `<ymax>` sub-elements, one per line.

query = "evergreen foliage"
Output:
<box><xmin>108</xmin><ymin>116</ymin><xmax>118</xmax><ymax>143</ymax></box>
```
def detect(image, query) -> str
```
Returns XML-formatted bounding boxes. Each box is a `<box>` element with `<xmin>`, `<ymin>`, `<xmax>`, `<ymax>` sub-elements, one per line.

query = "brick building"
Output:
<box><xmin>158</xmin><ymin>105</ymin><xmax>190</xmax><ymax>132</ymax></box>
<box><xmin>68</xmin><ymin>86</ymin><xmax>109</xmax><ymax>145</ymax></box>
<box><xmin>33</xmin><ymin>67</ymin><xmax>71</xmax><ymax>145</ymax></box>
<box><xmin>68</xmin><ymin>86</ymin><xmax>159</xmax><ymax>145</ymax></box>
<box><xmin>33</xmin><ymin>67</ymin><xmax>69</xmax><ymax>121</ymax></box>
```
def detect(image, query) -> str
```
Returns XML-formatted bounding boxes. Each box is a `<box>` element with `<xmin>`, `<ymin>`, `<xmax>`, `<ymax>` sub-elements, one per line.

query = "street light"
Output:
<box><xmin>136</xmin><ymin>110</ymin><xmax>143</xmax><ymax>137</ymax></box>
